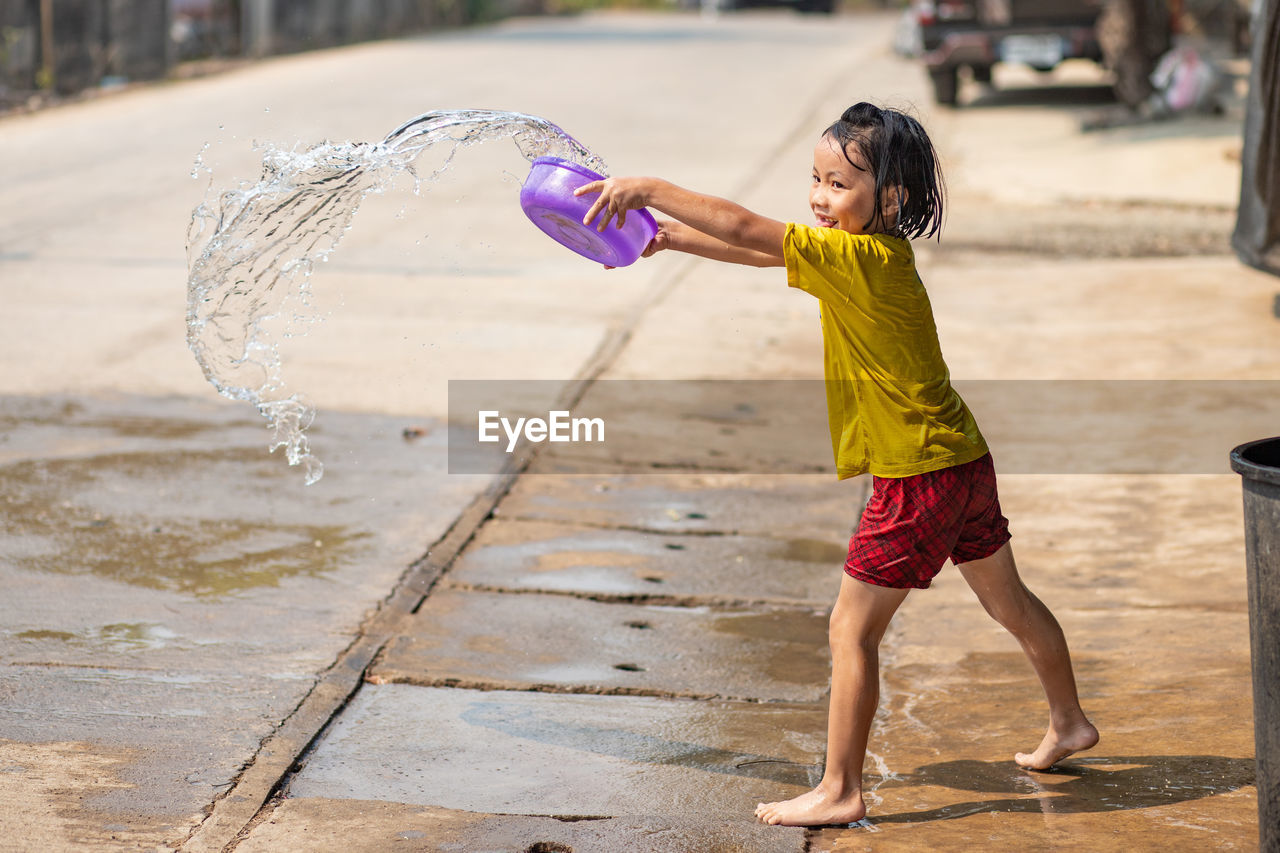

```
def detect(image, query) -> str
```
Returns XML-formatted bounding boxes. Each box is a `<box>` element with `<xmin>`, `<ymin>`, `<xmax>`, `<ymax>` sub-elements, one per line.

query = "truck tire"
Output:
<box><xmin>930</xmin><ymin>66</ymin><xmax>959</xmax><ymax>106</ymax></box>
<box><xmin>1098</xmin><ymin>0</ymin><xmax>1172</xmax><ymax>108</ymax></box>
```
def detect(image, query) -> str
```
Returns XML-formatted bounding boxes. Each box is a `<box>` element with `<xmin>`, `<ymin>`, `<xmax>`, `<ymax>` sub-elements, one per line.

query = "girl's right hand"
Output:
<box><xmin>574</xmin><ymin>177</ymin><xmax>654</xmax><ymax>231</ymax></box>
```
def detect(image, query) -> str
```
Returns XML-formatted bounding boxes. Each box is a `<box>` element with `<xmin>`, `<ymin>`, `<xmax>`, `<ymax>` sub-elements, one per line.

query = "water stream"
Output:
<box><xmin>185</xmin><ymin>110</ymin><xmax>607</xmax><ymax>484</ymax></box>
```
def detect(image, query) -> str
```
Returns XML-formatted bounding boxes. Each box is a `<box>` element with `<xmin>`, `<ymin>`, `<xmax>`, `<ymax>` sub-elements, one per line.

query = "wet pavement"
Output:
<box><xmin>279</xmin><ymin>468</ymin><xmax>1259</xmax><ymax>851</ymax></box>
<box><xmin>805</xmin><ymin>474</ymin><xmax>1259</xmax><ymax>851</ymax></box>
<box><xmin>235</xmin><ymin>798</ymin><xmax>806</xmax><ymax>853</ymax></box>
<box><xmin>278</xmin><ymin>471</ymin><xmax>863</xmax><ymax>849</ymax></box>
<box><xmin>440</xmin><ymin>517</ymin><xmax>847</xmax><ymax>604</ymax></box>
<box><xmin>0</xmin><ymin>393</ymin><xmax>483</xmax><ymax>846</ymax></box>
<box><xmin>288</xmin><ymin>684</ymin><xmax>824</xmax><ymax>820</ymax></box>
<box><xmin>372</xmin><ymin>588</ymin><xmax>833</xmax><ymax>700</ymax></box>
<box><xmin>1</xmin><ymin>7</ymin><xmax>1272</xmax><ymax>853</ymax></box>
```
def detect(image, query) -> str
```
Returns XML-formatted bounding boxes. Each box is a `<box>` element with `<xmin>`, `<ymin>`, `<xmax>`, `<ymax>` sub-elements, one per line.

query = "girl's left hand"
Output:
<box><xmin>642</xmin><ymin>219</ymin><xmax>675</xmax><ymax>257</ymax></box>
<box><xmin>574</xmin><ymin>177</ymin><xmax>651</xmax><ymax>232</ymax></box>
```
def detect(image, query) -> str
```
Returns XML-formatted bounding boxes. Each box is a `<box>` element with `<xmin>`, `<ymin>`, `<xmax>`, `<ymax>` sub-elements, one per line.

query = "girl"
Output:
<box><xmin>575</xmin><ymin>103</ymin><xmax>1098</xmax><ymax>828</ymax></box>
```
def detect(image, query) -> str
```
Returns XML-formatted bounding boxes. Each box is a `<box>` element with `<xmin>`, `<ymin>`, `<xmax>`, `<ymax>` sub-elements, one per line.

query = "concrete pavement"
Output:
<box><xmin>1</xmin><ymin>7</ymin><xmax>1271</xmax><ymax>852</ymax></box>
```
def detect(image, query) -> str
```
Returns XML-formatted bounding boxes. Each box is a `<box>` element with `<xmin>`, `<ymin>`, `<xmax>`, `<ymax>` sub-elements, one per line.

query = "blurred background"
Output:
<box><xmin>0</xmin><ymin>0</ymin><xmax>1257</xmax><ymax>109</ymax></box>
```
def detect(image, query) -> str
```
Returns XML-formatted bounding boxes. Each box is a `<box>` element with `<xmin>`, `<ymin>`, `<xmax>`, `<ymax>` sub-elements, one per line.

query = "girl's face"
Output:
<box><xmin>810</xmin><ymin>135</ymin><xmax>887</xmax><ymax>235</ymax></box>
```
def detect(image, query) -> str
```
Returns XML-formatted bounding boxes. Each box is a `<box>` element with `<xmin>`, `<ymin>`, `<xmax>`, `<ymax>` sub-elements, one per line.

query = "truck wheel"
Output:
<box><xmin>1098</xmin><ymin>0</ymin><xmax>1172</xmax><ymax>108</ymax></box>
<box><xmin>930</xmin><ymin>66</ymin><xmax>959</xmax><ymax>106</ymax></box>
<box><xmin>797</xmin><ymin>0</ymin><xmax>835</xmax><ymax>12</ymax></box>
<box><xmin>971</xmin><ymin>64</ymin><xmax>993</xmax><ymax>85</ymax></box>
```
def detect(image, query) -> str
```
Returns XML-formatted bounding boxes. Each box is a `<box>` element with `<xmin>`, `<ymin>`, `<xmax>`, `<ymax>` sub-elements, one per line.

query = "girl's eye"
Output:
<box><xmin>832</xmin><ymin>182</ymin><xmax>845</xmax><ymax>189</ymax></box>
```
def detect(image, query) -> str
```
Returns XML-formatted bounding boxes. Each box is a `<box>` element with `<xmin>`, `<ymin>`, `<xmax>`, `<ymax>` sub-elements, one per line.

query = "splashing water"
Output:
<box><xmin>185</xmin><ymin>110</ymin><xmax>607</xmax><ymax>484</ymax></box>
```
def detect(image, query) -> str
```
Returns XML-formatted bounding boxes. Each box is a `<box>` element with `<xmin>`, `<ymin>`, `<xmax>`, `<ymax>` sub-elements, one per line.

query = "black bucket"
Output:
<box><xmin>1230</xmin><ymin>436</ymin><xmax>1280</xmax><ymax>852</ymax></box>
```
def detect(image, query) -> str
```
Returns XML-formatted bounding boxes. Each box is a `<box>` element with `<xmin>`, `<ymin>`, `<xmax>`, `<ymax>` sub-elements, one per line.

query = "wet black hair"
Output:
<box><xmin>822</xmin><ymin>103</ymin><xmax>945</xmax><ymax>240</ymax></box>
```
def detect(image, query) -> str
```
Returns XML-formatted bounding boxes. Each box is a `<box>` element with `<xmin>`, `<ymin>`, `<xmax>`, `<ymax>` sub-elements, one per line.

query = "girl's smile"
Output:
<box><xmin>810</xmin><ymin>135</ymin><xmax>881</xmax><ymax>235</ymax></box>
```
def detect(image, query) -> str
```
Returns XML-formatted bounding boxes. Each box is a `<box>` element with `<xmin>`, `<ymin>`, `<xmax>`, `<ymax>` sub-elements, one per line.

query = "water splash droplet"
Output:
<box><xmin>190</xmin><ymin>142</ymin><xmax>211</xmax><ymax>179</ymax></box>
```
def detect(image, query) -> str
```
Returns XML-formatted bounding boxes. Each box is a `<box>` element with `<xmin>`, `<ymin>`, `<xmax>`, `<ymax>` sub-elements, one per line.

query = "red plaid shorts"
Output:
<box><xmin>845</xmin><ymin>453</ymin><xmax>1011</xmax><ymax>590</ymax></box>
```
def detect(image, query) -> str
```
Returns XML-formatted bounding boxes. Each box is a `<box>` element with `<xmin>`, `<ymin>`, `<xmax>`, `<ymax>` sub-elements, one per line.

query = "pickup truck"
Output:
<box><xmin>915</xmin><ymin>0</ymin><xmax>1171</xmax><ymax>107</ymax></box>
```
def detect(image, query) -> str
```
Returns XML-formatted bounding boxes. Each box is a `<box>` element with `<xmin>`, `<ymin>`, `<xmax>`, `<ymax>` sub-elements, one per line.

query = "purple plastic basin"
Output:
<box><xmin>520</xmin><ymin>156</ymin><xmax>658</xmax><ymax>267</ymax></box>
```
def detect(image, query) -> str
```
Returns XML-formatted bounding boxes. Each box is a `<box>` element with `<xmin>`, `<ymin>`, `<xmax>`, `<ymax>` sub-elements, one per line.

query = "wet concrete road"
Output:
<box><xmin>1</xmin><ymin>6</ymin><xmax>1271</xmax><ymax>853</ymax></box>
<box><xmin>0</xmin><ymin>393</ymin><xmax>483</xmax><ymax>845</ymax></box>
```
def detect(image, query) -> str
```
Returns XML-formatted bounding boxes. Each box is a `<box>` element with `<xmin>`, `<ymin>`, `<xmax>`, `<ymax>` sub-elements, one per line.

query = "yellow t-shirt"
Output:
<box><xmin>784</xmin><ymin>223</ymin><xmax>988</xmax><ymax>479</ymax></box>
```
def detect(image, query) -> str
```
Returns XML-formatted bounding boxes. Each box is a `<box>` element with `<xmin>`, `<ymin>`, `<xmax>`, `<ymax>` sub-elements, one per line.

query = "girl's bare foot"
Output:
<box><xmin>754</xmin><ymin>783</ymin><xmax>866</xmax><ymax>827</ymax></box>
<box><xmin>1015</xmin><ymin>721</ymin><xmax>1099</xmax><ymax>770</ymax></box>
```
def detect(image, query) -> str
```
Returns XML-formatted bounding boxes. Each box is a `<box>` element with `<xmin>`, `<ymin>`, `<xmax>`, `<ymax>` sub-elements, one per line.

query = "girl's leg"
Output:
<box><xmin>756</xmin><ymin>574</ymin><xmax>910</xmax><ymax>826</ymax></box>
<box><xmin>956</xmin><ymin>542</ymin><xmax>1098</xmax><ymax>769</ymax></box>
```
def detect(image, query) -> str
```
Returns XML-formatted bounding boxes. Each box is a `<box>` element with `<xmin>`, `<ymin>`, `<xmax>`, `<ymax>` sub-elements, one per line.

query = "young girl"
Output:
<box><xmin>575</xmin><ymin>102</ymin><xmax>1099</xmax><ymax>828</ymax></box>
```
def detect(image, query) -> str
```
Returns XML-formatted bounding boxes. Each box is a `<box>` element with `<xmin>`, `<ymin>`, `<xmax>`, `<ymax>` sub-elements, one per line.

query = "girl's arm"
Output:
<box><xmin>575</xmin><ymin>177</ymin><xmax>786</xmax><ymax>267</ymax></box>
<box><xmin>649</xmin><ymin>219</ymin><xmax>784</xmax><ymax>268</ymax></box>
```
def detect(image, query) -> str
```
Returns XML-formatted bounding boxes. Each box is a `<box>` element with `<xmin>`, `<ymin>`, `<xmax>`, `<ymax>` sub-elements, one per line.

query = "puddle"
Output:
<box><xmin>0</xmin><ymin>450</ymin><xmax>369</xmax><ymax>596</ymax></box>
<box><xmin>459</xmin><ymin>534</ymin><xmax>659</xmax><ymax>593</ymax></box>
<box><xmin>457</xmin><ymin>697</ymin><xmax>816</xmax><ymax>786</ymax></box>
<box><xmin>530</xmin><ymin>550</ymin><xmax>649</xmax><ymax>574</ymax></box>
<box><xmin>710</xmin><ymin>610</ymin><xmax>829</xmax><ymax>686</ymax></box>
<box><xmin>770</xmin><ymin>537</ymin><xmax>847</xmax><ymax>565</ymax></box>
<box><xmin>15</xmin><ymin>630</ymin><xmax>77</xmax><ymax>643</ymax></box>
<box><xmin>0</xmin><ymin>398</ymin><xmax>251</xmax><ymax>444</ymax></box>
<box><xmin>870</xmin><ymin>754</ymin><xmax>1256</xmax><ymax>823</ymax></box>
<box><xmin>476</xmin><ymin>533</ymin><xmax>656</xmax><ymax>565</ymax></box>
<box><xmin>15</xmin><ymin>623</ymin><xmax>184</xmax><ymax>653</ymax></box>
